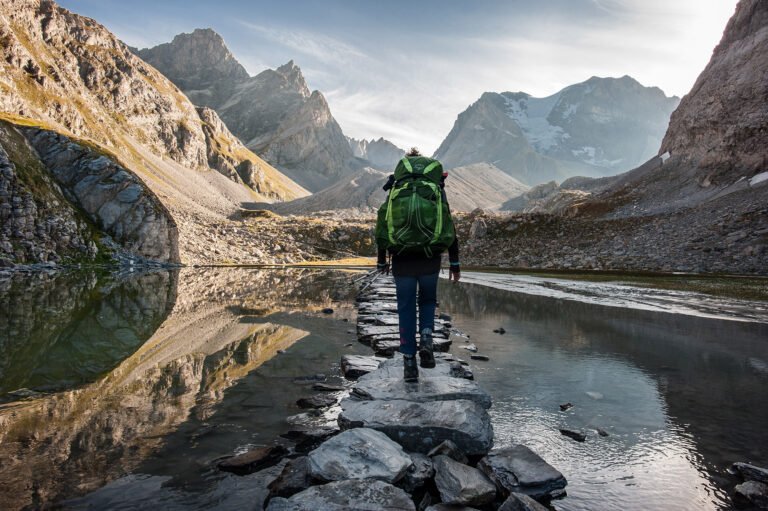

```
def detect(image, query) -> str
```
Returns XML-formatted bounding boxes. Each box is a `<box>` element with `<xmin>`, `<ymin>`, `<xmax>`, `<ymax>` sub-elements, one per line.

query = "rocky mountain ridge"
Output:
<box><xmin>0</xmin><ymin>0</ymin><xmax>308</xmax><ymax>265</ymax></box>
<box><xmin>347</xmin><ymin>137</ymin><xmax>405</xmax><ymax>171</ymax></box>
<box><xmin>434</xmin><ymin>76</ymin><xmax>679</xmax><ymax>185</ymax></box>
<box><xmin>138</xmin><ymin>30</ymin><xmax>359</xmax><ymax>192</ymax></box>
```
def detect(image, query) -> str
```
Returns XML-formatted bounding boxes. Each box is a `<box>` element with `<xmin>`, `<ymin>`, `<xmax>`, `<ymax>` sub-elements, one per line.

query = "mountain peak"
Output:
<box><xmin>276</xmin><ymin>60</ymin><xmax>310</xmax><ymax>98</ymax></box>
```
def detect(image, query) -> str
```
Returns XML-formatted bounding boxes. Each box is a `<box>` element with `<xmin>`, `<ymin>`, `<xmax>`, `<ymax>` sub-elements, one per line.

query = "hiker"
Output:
<box><xmin>375</xmin><ymin>148</ymin><xmax>460</xmax><ymax>382</ymax></box>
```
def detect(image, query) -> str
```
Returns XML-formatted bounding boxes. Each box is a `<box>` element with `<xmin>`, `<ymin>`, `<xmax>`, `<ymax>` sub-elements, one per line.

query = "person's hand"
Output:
<box><xmin>377</xmin><ymin>262</ymin><xmax>390</xmax><ymax>275</ymax></box>
<box><xmin>449</xmin><ymin>269</ymin><xmax>461</xmax><ymax>282</ymax></box>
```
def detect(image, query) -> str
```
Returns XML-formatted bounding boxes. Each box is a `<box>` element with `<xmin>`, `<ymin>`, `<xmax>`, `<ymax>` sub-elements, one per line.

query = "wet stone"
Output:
<box><xmin>559</xmin><ymin>429</ymin><xmax>586</xmax><ymax>442</ymax></box>
<box><xmin>433</xmin><ymin>455</ymin><xmax>497</xmax><ymax>507</ymax></box>
<box><xmin>268</xmin><ymin>456</ymin><xmax>313</xmax><ymax>499</ymax></box>
<box><xmin>308</xmin><ymin>428</ymin><xmax>412</xmax><ymax>484</ymax></box>
<box><xmin>734</xmin><ymin>480</ymin><xmax>768</xmax><ymax>509</ymax></box>
<box><xmin>312</xmin><ymin>383</ymin><xmax>346</xmax><ymax>392</ymax></box>
<box><xmin>340</xmin><ymin>354</ymin><xmax>385</xmax><ymax>379</ymax></box>
<box><xmin>399</xmin><ymin>452</ymin><xmax>435</xmax><ymax>493</ymax></box>
<box><xmin>280</xmin><ymin>427</ymin><xmax>339</xmax><ymax>454</ymax></box>
<box><xmin>470</xmin><ymin>354</ymin><xmax>490</xmax><ymax>361</ymax></box>
<box><xmin>428</xmin><ymin>439</ymin><xmax>469</xmax><ymax>465</ymax></box>
<box><xmin>425</xmin><ymin>505</ymin><xmax>479</xmax><ymax>511</ymax></box>
<box><xmin>266</xmin><ymin>479</ymin><xmax>415</xmax><ymax>511</ymax></box>
<box><xmin>296</xmin><ymin>394</ymin><xmax>336</xmax><ymax>409</ymax></box>
<box><xmin>218</xmin><ymin>445</ymin><xmax>288</xmax><ymax>475</ymax></box>
<box><xmin>732</xmin><ymin>462</ymin><xmax>768</xmax><ymax>484</ymax></box>
<box><xmin>339</xmin><ymin>398</ymin><xmax>493</xmax><ymax>456</ymax></box>
<box><xmin>477</xmin><ymin>445</ymin><xmax>567</xmax><ymax>502</ymax></box>
<box><xmin>498</xmin><ymin>492</ymin><xmax>550</xmax><ymax>511</ymax></box>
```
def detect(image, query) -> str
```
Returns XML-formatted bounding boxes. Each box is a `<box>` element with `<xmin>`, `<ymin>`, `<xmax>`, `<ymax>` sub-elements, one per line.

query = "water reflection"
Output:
<box><xmin>438</xmin><ymin>280</ymin><xmax>768</xmax><ymax>510</ymax></box>
<box><xmin>0</xmin><ymin>268</ymin><xmax>362</xmax><ymax>510</ymax></box>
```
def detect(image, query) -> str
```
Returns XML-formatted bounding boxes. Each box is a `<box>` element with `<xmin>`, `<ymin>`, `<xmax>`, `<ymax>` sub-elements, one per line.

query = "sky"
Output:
<box><xmin>57</xmin><ymin>0</ymin><xmax>739</xmax><ymax>154</ymax></box>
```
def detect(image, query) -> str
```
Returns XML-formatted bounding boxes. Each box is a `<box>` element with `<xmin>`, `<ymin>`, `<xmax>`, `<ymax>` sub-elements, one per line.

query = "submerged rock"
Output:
<box><xmin>732</xmin><ymin>462</ymin><xmax>768</xmax><ymax>484</ymax></box>
<box><xmin>218</xmin><ymin>445</ymin><xmax>288</xmax><ymax>475</ymax></box>
<box><xmin>433</xmin><ymin>455</ymin><xmax>497</xmax><ymax>506</ymax></box>
<box><xmin>307</xmin><ymin>428</ymin><xmax>412</xmax><ymax>484</ymax></box>
<box><xmin>280</xmin><ymin>427</ymin><xmax>339</xmax><ymax>453</ymax></box>
<box><xmin>559</xmin><ymin>403</ymin><xmax>573</xmax><ymax>411</ymax></box>
<box><xmin>296</xmin><ymin>394</ymin><xmax>336</xmax><ymax>409</ymax></box>
<box><xmin>559</xmin><ymin>429</ymin><xmax>587</xmax><ymax>442</ymax></box>
<box><xmin>477</xmin><ymin>445</ymin><xmax>567</xmax><ymax>502</ymax></box>
<box><xmin>339</xmin><ymin>398</ymin><xmax>493</xmax><ymax>456</ymax></box>
<box><xmin>266</xmin><ymin>479</ymin><xmax>415</xmax><ymax>511</ymax></box>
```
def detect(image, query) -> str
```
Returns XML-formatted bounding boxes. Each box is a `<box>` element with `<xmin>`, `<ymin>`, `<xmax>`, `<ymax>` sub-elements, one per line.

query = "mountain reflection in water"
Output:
<box><xmin>0</xmin><ymin>268</ymin><xmax>361</xmax><ymax>510</ymax></box>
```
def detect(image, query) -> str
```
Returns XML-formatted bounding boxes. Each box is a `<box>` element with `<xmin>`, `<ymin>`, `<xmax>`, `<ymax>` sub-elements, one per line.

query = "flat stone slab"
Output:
<box><xmin>352</xmin><ymin>369</ymin><xmax>491</xmax><ymax>409</ymax></box>
<box><xmin>478</xmin><ymin>445</ymin><xmax>567</xmax><ymax>502</ymax></box>
<box><xmin>308</xmin><ymin>428</ymin><xmax>412</xmax><ymax>484</ymax></box>
<box><xmin>340</xmin><ymin>355</ymin><xmax>385</xmax><ymax>379</ymax></box>
<box><xmin>371</xmin><ymin>337</ymin><xmax>451</xmax><ymax>357</ymax></box>
<box><xmin>339</xmin><ymin>398</ymin><xmax>493</xmax><ymax>456</ymax></box>
<box><xmin>266</xmin><ymin>479</ymin><xmax>415</xmax><ymax>511</ymax></box>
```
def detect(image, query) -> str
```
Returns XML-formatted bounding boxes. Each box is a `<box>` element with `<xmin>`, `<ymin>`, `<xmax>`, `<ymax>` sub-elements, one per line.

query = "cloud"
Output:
<box><xmin>238</xmin><ymin>21</ymin><xmax>368</xmax><ymax>68</ymax></box>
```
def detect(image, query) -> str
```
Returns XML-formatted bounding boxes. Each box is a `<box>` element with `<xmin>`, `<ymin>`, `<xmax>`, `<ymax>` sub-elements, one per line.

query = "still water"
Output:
<box><xmin>0</xmin><ymin>268</ymin><xmax>766</xmax><ymax>510</ymax></box>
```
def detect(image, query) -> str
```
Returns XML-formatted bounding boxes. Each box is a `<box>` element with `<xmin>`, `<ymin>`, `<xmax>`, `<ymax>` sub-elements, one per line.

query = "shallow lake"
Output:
<box><xmin>0</xmin><ymin>268</ymin><xmax>766</xmax><ymax>510</ymax></box>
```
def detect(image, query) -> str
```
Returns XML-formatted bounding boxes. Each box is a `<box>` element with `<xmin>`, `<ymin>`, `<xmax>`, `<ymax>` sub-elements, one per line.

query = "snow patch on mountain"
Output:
<box><xmin>503</xmin><ymin>93</ymin><xmax>567</xmax><ymax>152</ymax></box>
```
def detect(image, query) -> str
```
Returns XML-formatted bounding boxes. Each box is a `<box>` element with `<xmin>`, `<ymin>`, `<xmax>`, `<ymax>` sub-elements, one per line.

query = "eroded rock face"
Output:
<box><xmin>0</xmin><ymin>122</ymin><xmax>98</xmax><ymax>264</ymax></box>
<box><xmin>139</xmin><ymin>31</ymin><xmax>358</xmax><ymax>192</ymax></box>
<box><xmin>660</xmin><ymin>0</ymin><xmax>768</xmax><ymax>181</ymax></box>
<box><xmin>24</xmin><ymin>128</ymin><xmax>179</xmax><ymax>262</ymax></box>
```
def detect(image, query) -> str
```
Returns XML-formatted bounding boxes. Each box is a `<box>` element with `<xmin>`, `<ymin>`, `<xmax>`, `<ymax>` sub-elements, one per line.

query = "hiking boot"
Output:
<box><xmin>419</xmin><ymin>328</ymin><xmax>436</xmax><ymax>369</ymax></box>
<box><xmin>403</xmin><ymin>354</ymin><xmax>419</xmax><ymax>382</ymax></box>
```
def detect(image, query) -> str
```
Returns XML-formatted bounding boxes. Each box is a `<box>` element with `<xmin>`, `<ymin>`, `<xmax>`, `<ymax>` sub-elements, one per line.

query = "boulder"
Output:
<box><xmin>266</xmin><ymin>479</ymin><xmax>415</xmax><ymax>511</ymax></box>
<box><xmin>268</xmin><ymin>457</ymin><xmax>313</xmax><ymax>498</ymax></box>
<box><xmin>734</xmin><ymin>480</ymin><xmax>768</xmax><ymax>509</ymax></box>
<box><xmin>399</xmin><ymin>453</ymin><xmax>435</xmax><ymax>493</ymax></box>
<box><xmin>498</xmin><ymin>492</ymin><xmax>550</xmax><ymax>511</ymax></box>
<box><xmin>340</xmin><ymin>354</ymin><xmax>384</xmax><ymax>379</ymax></box>
<box><xmin>428</xmin><ymin>440</ymin><xmax>469</xmax><ymax>465</ymax></box>
<box><xmin>433</xmin><ymin>455</ymin><xmax>497</xmax><ymax>506</ymax></box>
<box><xmin>477</xmin><ymin>445</ymin><xmax>567</xmax><ymax>502</ymax></box>
<box><xmin>732</xmin><ymin>462</ymin><xmax>768</xmax><ymax>484</ymax></box>
<box><xmin>339</xmin><ymin>399</ymin><xmax>493</xmax><ymax>456</ymax></box>
<box><xmin>307</xmin><ymin>428</ymin><xmax>412</xmax><ymax>483</ymax></box>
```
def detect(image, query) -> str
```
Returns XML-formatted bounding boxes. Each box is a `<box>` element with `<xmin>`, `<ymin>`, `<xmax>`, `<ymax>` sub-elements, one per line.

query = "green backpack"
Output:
<box><xmin>375</xmin><ymin>156</ymin><xmax>456</xmax><ymax>257</ymax></box>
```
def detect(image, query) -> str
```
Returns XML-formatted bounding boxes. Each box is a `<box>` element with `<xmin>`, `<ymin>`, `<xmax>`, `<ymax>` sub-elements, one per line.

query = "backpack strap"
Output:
<box><xmin>400</xmin><ymin>157</ymin><xmax>413</xmax><ymax>173</ymax></box>
<box><xmin>422</xmin><ymin>160</ymin><xmax>441</xmax><ymax>176</ymax></box>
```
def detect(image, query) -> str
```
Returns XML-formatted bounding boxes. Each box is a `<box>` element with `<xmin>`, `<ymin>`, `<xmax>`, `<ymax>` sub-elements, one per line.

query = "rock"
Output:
<box><xmin>732</xmin><ymin>462</ymin><xmax>768</xmax><ymax>484</ymax></box>
<box><xmin>427</xmin><ymin>440</ymin><xmax>469</xmax><ymax>465</ymax></box>
<box><xmin>596</xmin><ymin>428</ymin><xmax>609</xmax><ymax>437</ymax></box>
<box><xmin>218</xmin><ymin>445</ymin><xmax>288</xmax><ymax>475</ymax></box>
<box><xmin>449</xmin><ymin>362</ymin><xmax>474</xmax><ymax>380</ymax></box>
<box><xmin>498</xmin><ymin>492</ymin><xmax>550</xmax><ymax>511</ymax></box>
<box><xmin>477</xmin><ymin>445</ymin><xmax>567</xmax><ymax>502</ymax></box>
<box><xmin>433</xmin><ymin>455</ymin><xmax>497</xmax><ymax>506</ymax></box>
<box><xmin>339</xmin><ymin>399</ymin><xmax>493</xmax><ymax>456</ymax></box>
<box><xmin>266</xmin><ymin>479</ymin><xmax>415</xmax><ymax>511</ymax></box>
<box><xmin>559</xmin><ymin>403</ymin><xmax>573</xmax><ymax>411</ymax></box>
<box><xmin>462</xmin><ymin>344</ymin><xmax>478</xmax><ymax>352</ymax></box>
<box><xmin>400</xmin><ymin>453</ymin><xmax>435</xmax><ymax>493</ymax></box>
<box><xmin>307</xmin><ymin>428</ymin><xmax>412</xmax><ymax>483</ymax></box>
<box><xmin>438</xmin><ymin>313</ymin><xmax>452</xmax><ymax>321</ymax></box>
<box><xmin>296</xmin><ymin>394</ymin><xmax>337</xmax><ymax>409</ymax></box>
<box><xmin>559</xmin><ymin>429</ymin><xmax>586</xmax><ymax>442</ymax></box>
<box><xmin>734</xmin><ymin>480</ymin><xmax>768</xmax><ymax>509</ymax></box>
<box><xmin>493</xmin><ymin>327</ymin><xmax>506</xmax><ymax>334</ymax></box>
<box><xmin>340</xmin><ymin>354</ymin><xmax>384</xmax><ymax>379</ymax></box>
<box><xmin>321</xmin><ymin>307</ymin><xmax>334</xmax><ymax>314</ymax></box>
<box><xmin>426</xmin><ymin>506</ymin><xmax>480</xmax><ymax>511</ymax></box>
<box><xmin>470</xmin><ymin>354</ymin><xmax>489</xmax><ymax>361</ymax></box>
<box><xmin>292</xmin><ymin>374</ymin><xmax>326</xmax><ymax>384</ymax></box>
<box><xmin>280</xmin><ymin>427</ymin><xmax>339</xmax><ymax>453</ymax></box>
<box><xmin>268</xmin><ymin>457</ymin><xmax>313</xmax><ymax>498</ymax></box>
<box><xmin>312</xmin><ymin>383</ymin><xmax>346</xmax><ymax>392</ymax></box>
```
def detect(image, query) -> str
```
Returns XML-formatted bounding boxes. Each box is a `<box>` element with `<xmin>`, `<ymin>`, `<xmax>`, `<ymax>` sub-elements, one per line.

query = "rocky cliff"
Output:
<box><xmin>434</xmin><ymin>77</ymin><xmax>679</xmax><ymax>185</ymax></box>
<box><xmin>138</xmin><ymin>31</ymin><xmax>359</xmax><ymax>192</ymax></box>
<box><xmin>0</xmin><ymin>0</ymin><xmax>307</xmax><ymax>265</ymax></box>
<box><xmin>347</xmin><ymin>137</ymin><xmax>405</xmax><ymax>171</ymax></box>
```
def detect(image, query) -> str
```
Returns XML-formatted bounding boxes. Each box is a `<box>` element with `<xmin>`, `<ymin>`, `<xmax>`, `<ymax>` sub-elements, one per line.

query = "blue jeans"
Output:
<box><xmin>394</xmin><ymin>272</ymin><xmax>439</xmax><ymax>356</ymax></box>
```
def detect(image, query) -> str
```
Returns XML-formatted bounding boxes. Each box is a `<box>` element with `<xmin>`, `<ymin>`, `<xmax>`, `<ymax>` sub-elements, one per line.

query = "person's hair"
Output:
<box><xmin>406</xmin><ymin>147</ymin><xmax>421</xmax><ymax>157</ymax></box>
